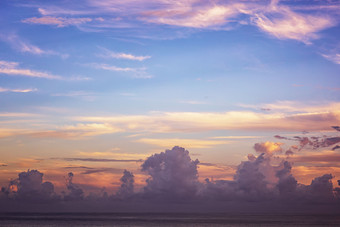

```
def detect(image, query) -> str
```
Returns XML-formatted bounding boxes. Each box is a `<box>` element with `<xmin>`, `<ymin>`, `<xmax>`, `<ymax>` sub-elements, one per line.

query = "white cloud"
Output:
<box><xmin>93</xmin><ymin>63</ymin><xmax>134</xmax><ymax>72</ymax></box>
<box><xmin>0</xmin><ymin>34</ymin><xmax>67</xmax><ymax>57</ymax></box>
<box><xmin>0</xmin><ymin>61</ymin><xmax>62</xmax><ymax>80</ymax></box>
<box><xmin>92</xmin><ymin>63</ymin><xmax>152</xmax><ymax>79</ymax></box>
<box><xmin>0</xmin><ymin>87</ymin><xmax>37</xmax><ymax>93</ymax></box>
<box><xmin>321</xmin><ymin>53</ymin><xmax>340</xmax><ymax>65</ymax></box>
<box><xmin>0</xmin><ymin>60</ymin><xmax>62</xmax><ymax>80</ymax></box>
<box><xmin>99</xmin><ymin>48</ymin><xmax>151</xmax><ymax>61</ymax></box>
<box><xmin>251</xmin><ymin>1</ymin><xmax>335</xmax><ymax>44</ymax></box>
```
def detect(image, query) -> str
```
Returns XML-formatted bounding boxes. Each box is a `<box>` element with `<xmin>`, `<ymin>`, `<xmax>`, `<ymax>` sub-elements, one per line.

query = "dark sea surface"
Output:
<box><xmin>0</xmin><ymin>213</ymin><xmax>340</xmax><ymax>227</ymax></box>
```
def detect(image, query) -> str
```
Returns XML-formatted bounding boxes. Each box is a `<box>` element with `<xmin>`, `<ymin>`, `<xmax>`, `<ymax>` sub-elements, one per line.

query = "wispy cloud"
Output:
<box><xmin>92</xmin><ymin>63</ymin><xmax>134</xmax><ymax>72</ymax></box>
<box><xmin>0</xmin><ymin>60</ymin><xmax>62</xmax><ymax>80</ymax></box>
<box><xmin>91</xmin><ymin>63</ymin><xmax>152</xmax><ymax>79</ymax></box>
<box><xmin>136</xmin><ymin>138</ymin><xmax>232</xmax><ymax>148</ymax></box>
<box><xmin>210</xmin><ymin>136</ymin><xmax>263</xmax><ymax>139</ymax></box>
<box><xmin>98</xmin><ymin>47</ymin><xmax>151</xmax><ymax>61</ymax></box>
<box><xmin>180</xmin><ymin>100</ymin><xmax>206</xmax><ymax>105</ymax></box>
<box><xmin>321</xmin><ymin>53</ymin><xmax>340</xmax><ymax>65</ymax></box>
<box><xmin>0</xmin><ymin>34</ymin><xmax>46</xmax><ymax>55</ymax></box>
<box><xmin>141</xmin><ymin>3</ymin><xmax>243</xmax><ymax>29</ymax></box>
<box><xmin>1</xmin><ymin>101</ymin><xmax>339</xmax><ymax>139</ymax></box>
<box><xmin>250</xmin><ymin>0</ymin><xmax>335</xmax><ymax>44</ymax></box>
<box><xmin>22</xmin><ymin>16</ymin><xmax>92</xmax><ymax>28</ymax></box>
<box><xmin>0</xmin><ymin>87</ymin><xmax>37</xmax><ymax>93</ymax></box>
<box><xmin>30</xmin><ymin>123</ymin><xmax>122</xmax><ymax>139</ymax></box>
<box><xmin>21</xmin><ymin>1</ymin><xmax>339</xmax><ymax>43</ymax></box>
<box><xmin>56</xmin><ymin>157</ymin><xmax>143</xmax><ymax>163</ymax></box>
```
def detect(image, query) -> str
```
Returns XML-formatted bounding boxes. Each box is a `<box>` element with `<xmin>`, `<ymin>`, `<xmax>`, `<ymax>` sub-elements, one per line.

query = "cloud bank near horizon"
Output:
<box><xmin>1</xmin><ymin>145</ymin><xmax>339</xmax><ymax>213</ymax></box>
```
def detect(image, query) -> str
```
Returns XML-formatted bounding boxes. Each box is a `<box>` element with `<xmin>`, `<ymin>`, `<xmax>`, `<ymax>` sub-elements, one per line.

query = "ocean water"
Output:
<box><xmin>0</xmin><ymin>213</ymin><xmax>340</xmax><ymax>227</ymax></box>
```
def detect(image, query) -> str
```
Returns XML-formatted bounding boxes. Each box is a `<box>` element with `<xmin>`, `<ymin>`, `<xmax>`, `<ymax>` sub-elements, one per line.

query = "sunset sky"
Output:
<box><xmin>1</xmin><ymin>0</ymin><xmax>340</xmax><ymax>203</ymax></box>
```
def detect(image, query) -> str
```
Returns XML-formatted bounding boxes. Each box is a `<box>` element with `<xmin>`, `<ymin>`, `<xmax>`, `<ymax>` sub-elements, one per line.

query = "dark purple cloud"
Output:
<box><xmin>275</xmin><ymin>126</ymin><xmax>340</xmax><ymax>152</ymax></box>
<box><xmin>63</xmin><ymin>172</ymin><xmax>84</xmax><ymax>201</ymax></box>
<box><xmin>116</xmin><ymin>170</ymin><xmax>134</xmax><ymax>199</ymax></box>
<box><xmin>1</xmin><ymin>169</ymin><xmax>57</xmax><ymax>202</ymax></box>
<box><xmin>0</xmin><ymin>146</ymin><xmax>339</xmax><ymax>212</ymax></box>
<box><xmin>141</xmin><ymin>146</ymin><xmax>200</xmax><ymax>200</ymax></box>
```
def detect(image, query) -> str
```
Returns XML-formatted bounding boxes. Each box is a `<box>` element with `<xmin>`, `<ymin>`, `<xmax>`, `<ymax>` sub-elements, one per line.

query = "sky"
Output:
<box><xmin>0</xmin><ymin>0</ymin><xmax>340</xmax><ymax>212</ymax></box>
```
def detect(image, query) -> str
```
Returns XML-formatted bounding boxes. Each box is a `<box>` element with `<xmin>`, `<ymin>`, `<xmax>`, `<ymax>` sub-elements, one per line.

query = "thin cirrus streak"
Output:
<box><xmin>22</xmin><ymin>16</ymin><xmax>93</xmax><ymax>28</ymax></box>
<box><xmin>54</xmin><ymin>157</ymin><xmax>143</xmax><ymax>162</ymax></box>
<box><xmin>91</xmin><ymin>63</ymin><xmax>152</xmax><ymax>79</ymax></box>
<box><xmin>0</xmin><ymin>60</ymin><xmax>62</xmax><ymax>80</ymax></box>
<box><xmin>0</xmin><ymin>87</ymin><xmax>37</xmax><ymax>93</ymax></box>
<box><xmin>98</xmin><ymin>47</ymin><xmax>151</xmax><ymax>61</ymax></box>
<box><xmin>136</xmin><ymin>138</ymin><xmax>232</xmax><ymax>149</ymax></box>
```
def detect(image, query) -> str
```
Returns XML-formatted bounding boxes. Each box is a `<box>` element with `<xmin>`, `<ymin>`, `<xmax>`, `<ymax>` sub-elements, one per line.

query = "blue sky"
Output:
<box><xmin>0</xmin><ymin>0</ymin><xmax>340</xmax><ymax>194</ymax></box>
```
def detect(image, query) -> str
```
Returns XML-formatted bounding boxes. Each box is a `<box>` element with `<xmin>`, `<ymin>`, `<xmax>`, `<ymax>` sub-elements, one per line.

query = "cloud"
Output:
<box><xmin>210</xmin><ymin>136</ymin><xmax>262</xmax><ymax>139</ymax></box>
<box><xmin>1</xmin><ymin>101</ymin><xmax>340</xmax><ymax>140</ymax></box>
<box><xmin>0</xmin><ymin>60</ymin><xmax>62</xmax><ymax>80</ymax></box>
<box><xmin>141</xmin><ymin>3</ymin><xmax>243</xmax><ymax>29</ymax></box>
<box><xmin>136</xmin><ymin>138</ymin><xmax>231</xmax><ymax>148</ymax></box>
<box><xmin>80</xmin><ymin>168</ymin><xmax>123</xmax><ymax>175</ymax></box>
<box><xmin>116</xmin><ymin>170</ymin><xmax>134</xmax><ymax>198</ymax></box>
<box><xmin>20</xmin><ymin>0</ymin><xmax>339</xmax><ymax>43</ymax></box>
<box><xmin>141</xmin><ymin>146</ymin><xmax>200</xmax><ymax>199</ymax></box>
<box><xmin>92</xmin><ymin>63</ymin><xmax>135</xmax><ymax>72</ymax></box>
<box><xmin>0</xmin><ymin>87</ymin><xmax>37</xmax><ymax>93</ymax></box>
<box><xmin>1</xmin><ymin>146</ymin><xmax>340</xmax><ymax>212</ymax></box>
<box><xmin>98</xmin><ymin>48</ymin><xmax>151</xmax><ymax>61</ymax></box>
<box><xmin>276</xmin><ymin>161</ymin><xmax>297</xmax><ymax>197</ymax></box>
<box><xmin>2</xmin><ymin>170</ymin><xmax>57</xmax><ymax>202</ymax></box>
<box><xmin>0</xmin><ymin>34</ymin><xmax>45</xmax><ymax>55</ymax></box>
<box><xmin>30</xmin><ymin>123</ymin><xmax>122</xmax><ymax>139</ymax></box>
<box><xmin>77</xmin><ymin>104</ymin><xmax>340</xmax><ymax>133</ymax></box>
<box><xmin>321</xmin><ymin>53</ymin><xmax>340</xmax><ymax>65</ymax></box>
<box><xmin>254</xmin><ymin>141</ymin><xmax>283</xmax><ymax>156</ymax></box>
<box><xmin>274</xmin><ymin>127</ymin><xmax>340</xmax><ymax>151</ymax></box>
<box><xmin>251</xmin><ymin>0</ymin><xmax>335</xmax><ymax>44</ymax></box>
<box><xmin>0</xmin><ymin>34</ymin><xmax>68</xmax><ymax>58</ymax></box>
<box><xmin>63</xmin><ymin>172</ymin><xmax>84</xmax><ymax>201</ymax></box>
<box><xmin>91</xmin><ymin>63</ymin><xmax>152</xmax><ymax>79</ymax></box>
<box><xmin>58</xmin><ymin>158</ymin><xmax>143</xmax><ymax>163</ymax></box>
<box><xmin>291</xmin><ymin>153</ymin><xmax>340</xmax><ymax>164</ymax></box>
<box><xmin>22</xmin><ymin>16</ymin><xmax>92</xmax><ymax>28</ymax></box>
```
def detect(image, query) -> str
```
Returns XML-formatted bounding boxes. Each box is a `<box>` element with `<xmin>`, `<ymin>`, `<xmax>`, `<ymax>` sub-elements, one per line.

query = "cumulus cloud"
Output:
<box><xmin>275</xmin><ymin>161</ymin><xmax>297</xmax><ymax>197</ymax></box>
<box><xmin>63</xmin><ymin>172</ymin><xmax>84</xmax><ymax>201</ymax></box>
<box><xmin>141</xmin><ymin>146</ymin><xmax>200</xmax><ymax>199</ymax></box>
<box><xmin>1</xmin><ymin>146</ymin><xmax>340</xmax><ymax>212</ymax></box>
<box><xmin>254</xmin><ymin>141</ymin><xmax>283</xmax><ymax>156</ymax></box>
<box><xmin>116</xmin><ymin>170</ymin><xmax>134</xmax><ymax>199</ymax></box>
<box><xmin>1</xmin><ymin>170</ymin><xmax>56</xmax><ymax>202</ymax></box>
